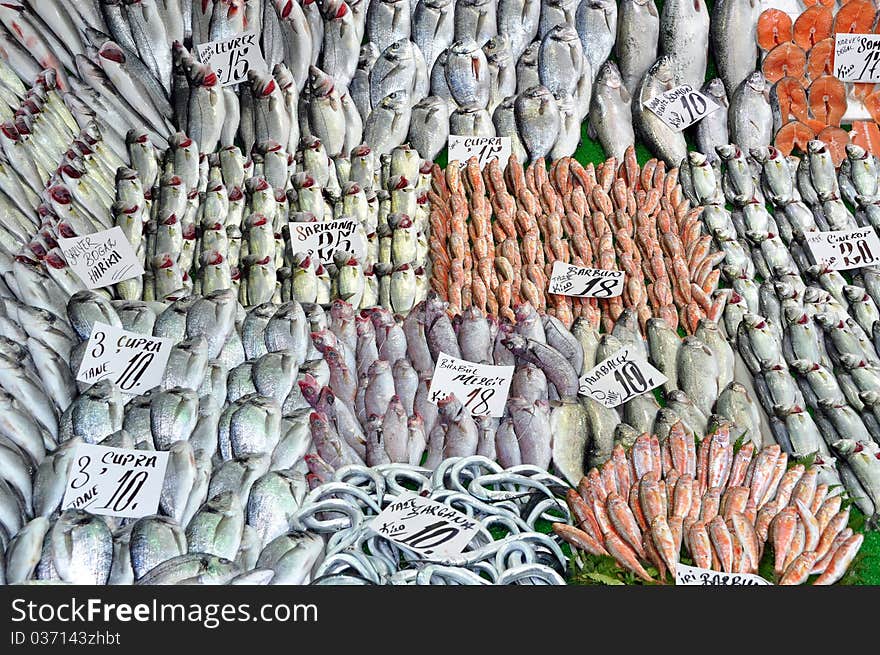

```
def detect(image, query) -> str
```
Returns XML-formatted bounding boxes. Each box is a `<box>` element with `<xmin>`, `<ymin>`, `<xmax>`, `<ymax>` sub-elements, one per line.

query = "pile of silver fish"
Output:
<box><xmin>681</xmin><ymin>141</ymin><xmax>880</xmax><ymax>521</ymax></box>
<box><xmin>303</xmin><ymin>456</ymin><xmax>568</xmax><ymax>585</ymax></box>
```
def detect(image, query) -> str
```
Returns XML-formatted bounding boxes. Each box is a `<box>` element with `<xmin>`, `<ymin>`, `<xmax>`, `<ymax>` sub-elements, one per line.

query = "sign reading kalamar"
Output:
<box><xmin>196</xmin><ymin>31</ymin><xmax>267</xmax><ymax>86</ymax></box>
<box><xmin>448</xmin><ymin>136</ymin><xmax>512</xmax><ymax>169</ymax></box>
<box><xmin>61</xmin><ymin>443</ymin><xmax>169</xmax><ymax>519</ymax></box>
<box><xmin>429</xmin><ymin>353</ymin><xmax>514</xmax><ymax>417</ymax></box>
<box><xmin>578</xmin><ymin>347</ymin><xmax>667</xmax><ymax>408</ymax></box>
<box><xmin>370</xmin><ymin>493</ymin><xmax>481</xmax><ymax>558</ymax></box>
<box><xmin>644</xmin><ymin>84</ymin><xmax>720</xmax><ymax>131</ymax></box>
<box><xmin>58</xmin><ymin>226</ymin><xmax>144</xmax><ymax>290</ymax></box>
<box><xmin>76</xmin><ymin>322</ymin><xmax>173</xmax><ymax>395</ymax></box>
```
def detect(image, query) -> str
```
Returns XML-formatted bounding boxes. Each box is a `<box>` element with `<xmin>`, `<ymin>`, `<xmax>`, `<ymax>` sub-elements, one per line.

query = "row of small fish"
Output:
<box><xmin>429</xmin><ymin>149</ymin><xmax>725</xmax><ymax>333</ymax></box>
<box><xmin>555</xmin><ymin>423</ymin><xmax>863</xmax><ymax>585</ymax></box>
<box><xmin>682</xmin><ymin>141</ymin><xmax>880</xmax><ymax>521</ymax></box>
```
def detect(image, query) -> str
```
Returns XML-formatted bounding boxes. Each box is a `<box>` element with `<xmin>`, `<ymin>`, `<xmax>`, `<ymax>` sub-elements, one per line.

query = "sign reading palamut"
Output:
<box><xmin>58</xmin><ymin>226</ymin><xmax>144</xmax><ymax>290</ymax></box>
<box><xmin>76</xmin><ymin>322</ymin><xmax>173</xmax><ymax>395</ymax></box>
<box><xmin>61</xmin><ymin>443</ymin><xmax>169</xmax><ymax>519</ymax></box>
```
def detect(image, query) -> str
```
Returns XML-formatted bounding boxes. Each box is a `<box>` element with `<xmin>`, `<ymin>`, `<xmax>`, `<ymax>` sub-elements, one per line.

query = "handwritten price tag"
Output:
<box><xmin>448</xmin><ymin>136</ymin><xmax>512</xmax><ymax>169</ymax></box>
<box><xmin>548</xmin><ymin>262</ymin><xmax>624</xmax><ymax>298</ymax></box>
<box><xmin>196</xmin><ymin>31</ymin><xmax>267</xmax><ymax>86</ymax></box>
<box><xmin>58</xmin><ymin>226</ymin><xmax>144</xmax><ymax>290</ymax></box>
<box><xmin>833</xmin><ymin>33</ymin><xmax>880</xmax><ymax>83</ymax></box>
<box><xmin>805</xmin><ymin>227</ymin><xmax>880</xmax><ymax>270</ymax></box>
<box><xmin>61</xmin><ymin>443</ymin><xmax>169</xmax><ymax>519</ymax></box>
<box><xmin>578</xmin><ymin>347</ymin><xmax>667</xmax><ymax>408</ymax></box>
<box><xmin>76</xmin><ymin>322</ymin><xmax>173</xmax><ymax>395</ymax></box>
<box><xmin>429</xmin><ymin>353</ymin><xmax>513</xmax><ymax>417</ymax></box>
<box><xmin>675</xmin><ymin>563</ymin><xmax>772</xmax><ymax>586</ymax></box>
<box><xmin>370</xmin><ymin>493</ymin><xmax>480</xmax><ymax>558</ymax></box>
<box><xmin>644</xmin><ymin>84</ymin><xmax>720</xmax><ymax>131</ymax></box>
<box><xmin>288</xmin><ymin>218</ymin><xmax>367</xmax><ymax>265</ymax></box>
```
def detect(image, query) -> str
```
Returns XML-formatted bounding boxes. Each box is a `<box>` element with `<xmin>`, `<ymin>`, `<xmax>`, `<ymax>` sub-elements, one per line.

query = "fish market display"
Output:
<box><xmin>0</xmin><ymin>0</ymin><xmax>625</xmax><ymax>162</ymax></box>
<box><xmin>300</xmin><ymin>456</ymin><xmax>569</xmax><ymax>584</ymax></box>
<box><xmin>430</xmin><ymin>149</ymin><xmax>725</xmax><ymax>332</ymax></box>
<box><xmin>0</xmin><ymin>0</ymin><xmax>877</xmax><ymax>592</ymax></box>
<box><xmin>755</xmin><ymin>3</ymin><xmax>875</xmax><ymax>161</ymax></box>
<box><xmin>680</xmin><ymin>141</ymin><xmax>880</xmax><ymax>521</ymax></box>
<box><xmin>556</xmin><ymin>424</ymin><xmax>864</xmax><ymax>585</ymax></box>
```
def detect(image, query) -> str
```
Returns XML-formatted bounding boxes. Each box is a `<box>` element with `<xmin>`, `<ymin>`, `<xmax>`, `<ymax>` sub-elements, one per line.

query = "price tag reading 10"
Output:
<box><xmin>644</xmin><ymin>84</ymin><xmax>720</xmax><ymax>131</ymax></box>
<box><xmin>76</xmin><ymin>322</ymin><xmax>173</xmax><ymax>395</ymax></box>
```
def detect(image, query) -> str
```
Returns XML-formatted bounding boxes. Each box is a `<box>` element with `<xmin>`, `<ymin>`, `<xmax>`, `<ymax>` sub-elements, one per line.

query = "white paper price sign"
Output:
<box><xmin>289</xmin><ymin>218</ymin><xmax>367</xmax><ymax>265</ymax></box>
<box><xmin>58</xmin><ymin>226</ymin><xmax>144</xmax><ymax>290</ymax></box>
<box><xmin>196</xmin><ymin>31</ymin><xmax>267</xmax><ymax>86</ymax></box>
<box><xmin>675</xmin><ymin>563</ymin><xmax>772</xmax><ymax>586</ymax></box>
<box><xmin>448</xmin><ymin>136</ymin><xmax>512</xmax><ymax>169</ymax></box>
<box><xmin>578</xmin><ymin>347</ymin><xmax>667</xmax><ymax>408</ymax></box>
<box><xmin>805</xmin><ymin>228</ymin><xmax>880</xmax><ymax>270</ymax></box>
<box><xmin>833</xmin><ymin>33</ymin><xmax>880</xmax><ymax>83</ymax></box>
<box><xmin>644</xmin><ymin>84</ymin><xmax>721</xmax><ymax>131</ymax></box>
<box><xmin>61</xmin><ymin>443</ymin><xmax>169</xmax><ymax>519</ymax></box>
<box><xmin>548</xmin><ymin>262</ymin><xmax>624</xmax><ymax>298</ymax></box>
<box><xmin>370</xmin><ymin>493</ymin><xmax>480</xmax><ymax>558</ymax></box>
<box><xmin>76</xmin><ymin>322</ymin><xmax>173</xmax><ymax>395</ymax></box>
<box><xmin>429</xmin><ymin>353</ymin><xmax>514</xmax><ymax>417</ymax></box>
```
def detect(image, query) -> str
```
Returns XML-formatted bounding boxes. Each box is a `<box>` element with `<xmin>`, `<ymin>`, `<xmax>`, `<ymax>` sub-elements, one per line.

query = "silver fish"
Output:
<box><xmin>616</xmin><ymin>0</ymin><xmax>659</xmax><ymax>94</ymax></box>
<box><xmin>588</xmin><ymin>61</ymin><xmax>634</xmax><ymax>162</ymax></box>
<box><xmin>659</xmin><ymin>0</ymin><xmax>710</xmax><ymax>88</ymax></box>
<box><xmin>633</xmin><ymin>57</ymin><xmax>687</xmax><ymax>165</ymax></box>
<box><xmin>515</xmin><ymin>85</ymin><xmax>560</xmax><ymax>163</ymax></box>
<box><xmin>710</xmin><ymin>0</ymin><xmax>759</xmax><ymax>97</ymax></box>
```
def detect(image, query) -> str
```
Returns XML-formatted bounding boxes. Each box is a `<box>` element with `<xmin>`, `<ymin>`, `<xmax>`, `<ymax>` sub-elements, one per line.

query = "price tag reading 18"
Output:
<box><xmin>578</xmin><ymin>347</ymin><xmax>667</xmax><ymax>408</ymax></box>
<box><xmin>76</xmin><ymin>322</ymin><xmax>173</xmax><ymax>395</ymax></box>
<box><xmin>370</xmin><ymin>493</ymin><xmax>481</xmax><ymax>558</ymax></box>
<box><xmin>644</xmin><ymin>84</ymin><xmax>720</xmax><ymax>131</ymax></box>
<box><xmin>833</xmin><ymin>33</ymin><xmax>880</xmax><ymax>83</ymax></box>
<box><xmin>429</xmin><ymin>353</ymin><xmax>514</xmax><ymax>417</ymax></box>
<box><xmin>805</xmin><ymin>227</ymin><xmax>880</xmax><ymax>270</ymax></box>
<box><xmin>61</xmin><ymin>443</ymin><xmax>169</xmax><ymax>519</ymax></box>
<box><xmin>548</xmin><ymin>262</ymin><xmax>625</xmax><ymax>298</ymax></box>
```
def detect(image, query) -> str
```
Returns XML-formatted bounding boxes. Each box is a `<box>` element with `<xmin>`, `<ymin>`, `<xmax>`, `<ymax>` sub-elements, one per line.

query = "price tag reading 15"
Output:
<box><xmin>448</xmin><ymin>136</ymin><xmax>512</xmax><ymax>169</ymax></box>
<box><xmin>196</xmin><ymin>31</ymin><xmax>267</xmax><ymax>87</ymax></box>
